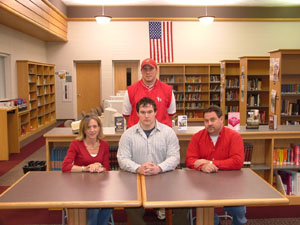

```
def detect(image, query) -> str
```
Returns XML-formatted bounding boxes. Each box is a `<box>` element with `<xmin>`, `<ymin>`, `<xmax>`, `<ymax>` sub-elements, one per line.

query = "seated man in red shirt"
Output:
<box><xmin>185</xmin><ymin>105</ymin><xmax>247</xmax><ymax>225</ymax></box>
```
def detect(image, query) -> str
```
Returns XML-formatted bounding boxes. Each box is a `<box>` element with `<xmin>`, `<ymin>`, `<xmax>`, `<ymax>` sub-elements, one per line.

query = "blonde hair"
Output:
<box><xmin>76</xmin><ymin>113</ymin><xmax>104</xmax><ymax>141</ymax></box>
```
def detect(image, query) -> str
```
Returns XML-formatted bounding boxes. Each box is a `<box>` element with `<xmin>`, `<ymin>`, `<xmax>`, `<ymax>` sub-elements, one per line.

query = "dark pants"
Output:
<box><xmin>125</xmin><ymin>207</ymin><xmax>189</xmax><ymax>225</ymax></box>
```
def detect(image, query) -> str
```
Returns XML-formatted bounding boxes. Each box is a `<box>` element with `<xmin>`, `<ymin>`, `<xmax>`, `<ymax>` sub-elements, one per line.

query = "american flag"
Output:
<box><xmin>149</xmin><ymin>21</ymin><xmax>174</xmax><ymax>63</ymax></box>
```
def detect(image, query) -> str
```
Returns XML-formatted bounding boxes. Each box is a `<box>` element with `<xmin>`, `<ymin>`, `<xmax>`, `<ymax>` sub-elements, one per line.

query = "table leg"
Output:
<box><xmin>196</xmin><ymin>207</ymin><xmax>214</xmax><ymax>225</ymax></box>
<box><xmin>67</xmin><ymin>208</ymin><xmax>87</xmax><ymax>225</ymax></box>
<box><xmin>165</xmin><ymin>208</ymin><xmax>172</xmax><ymax>225</ymax></box>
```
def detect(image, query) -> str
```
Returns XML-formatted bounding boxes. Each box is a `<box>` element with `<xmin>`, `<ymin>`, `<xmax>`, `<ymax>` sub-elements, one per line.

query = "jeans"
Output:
<box><xmin>86</xmin><ymin>208</ymin><xmax>113</xmax><ymax>225</ymax></box>
<box><xmin>214</xmin><ymin>206</ymin><xmax>247</xmax><ymax>225</ymax></box>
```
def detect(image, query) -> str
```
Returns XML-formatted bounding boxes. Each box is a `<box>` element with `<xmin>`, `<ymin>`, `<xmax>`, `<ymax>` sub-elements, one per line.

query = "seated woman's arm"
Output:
<box><xmin>62</xmin><ymin>141</ymin><xmax>82</xmax><ymax>172</ymax></box>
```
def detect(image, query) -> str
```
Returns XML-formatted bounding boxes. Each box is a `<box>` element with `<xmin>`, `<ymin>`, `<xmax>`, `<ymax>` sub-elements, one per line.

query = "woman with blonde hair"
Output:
<box><xmin>62</xmin><ymin>113</ymin><xmax>112</xmax><ymax>225</ymax></box>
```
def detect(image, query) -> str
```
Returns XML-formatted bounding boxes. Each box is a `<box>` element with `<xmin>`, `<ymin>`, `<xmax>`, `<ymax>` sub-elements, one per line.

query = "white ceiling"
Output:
<box><xmin>61</xmin><ymin>0</ymin><xmax>300</xmax><ymax>6</ymax></box>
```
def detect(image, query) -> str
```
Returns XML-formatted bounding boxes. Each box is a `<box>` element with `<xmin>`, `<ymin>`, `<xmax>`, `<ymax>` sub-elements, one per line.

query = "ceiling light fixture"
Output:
<box><xmin>95</xmin><ymin>5</ymin><xmax>112</xmax><ymax>24</ymax></box>
<box><xmin>198</xmin><ymin>6</ymin><xmax>215</xmax><ymax>25</ymax></box>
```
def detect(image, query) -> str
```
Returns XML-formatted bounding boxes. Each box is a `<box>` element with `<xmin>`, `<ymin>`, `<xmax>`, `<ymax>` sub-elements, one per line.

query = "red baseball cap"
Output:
<box><xmin>141</xmin><ymin>58</ymin><xmax>157</xmax><ymax>69</ymax></box>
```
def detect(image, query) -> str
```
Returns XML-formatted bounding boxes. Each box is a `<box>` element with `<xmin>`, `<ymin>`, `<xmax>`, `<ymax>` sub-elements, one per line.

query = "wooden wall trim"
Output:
<box><xmin>68</xmin><ymin>17</ymin><xmax>300</xmax><ymax>22</ymax></box>
<box><xmin>0</xmin><ymin>0</ymin><xmax>67</xmax><ymax>42</ymax></box>
<box><xmin>42</xmin><ymin>0</ymin><xmax>67</xmax><ymax>20</ymax></box>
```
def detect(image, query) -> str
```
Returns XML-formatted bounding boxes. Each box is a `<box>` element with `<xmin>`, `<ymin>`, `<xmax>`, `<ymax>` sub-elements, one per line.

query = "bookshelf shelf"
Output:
<box><xmin>282</xmin><ymin>73</ymin><xmax>300</xmax><ymax>76</ymax></box>
<box><xmin>281</xmin><ymin>115</ymin><xmax>300</xmax><ymax>118</ymax></box>
<box><xmin>250</xmin><ymin>164</ymin><xmax>271</xmax><ymax>171</ymax></box>
<box><xmin>281</xmin><ymin>94</ymin><xmax>300</xmax><ymax>97</ymax></box>
<box><xmin>159</xmin><ymin>63</ymin><xmax>220</xmax><ymax>122</ymax></box>
<box><xmin>17</xmin><ymin>60</ymin><xmax>56</xmax><ymax>142</ymax></box>
<box><xmin>239</xmin><ymin>56</ymin><xmax>270</xmax><ymax>125</ymax></box>
<box><xmin>273</xmin><ymin>165</ymin><xmax>300</xmax><ymax>170</ymax></box>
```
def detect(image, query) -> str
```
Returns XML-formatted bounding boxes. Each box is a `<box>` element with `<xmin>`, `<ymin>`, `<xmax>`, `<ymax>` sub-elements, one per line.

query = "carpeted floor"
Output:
<box><xmin>11</xmin><ymin>218</ymin><xmax>300</xmax><ymax>225</ymax></box>
<box><xmin>0</xmin><ymin>135</ymin><xmax>45</xmax><ymax>177</ymax></box>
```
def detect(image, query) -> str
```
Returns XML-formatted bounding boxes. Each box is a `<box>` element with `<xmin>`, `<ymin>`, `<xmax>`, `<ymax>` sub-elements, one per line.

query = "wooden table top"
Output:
<box><xmin>142</xmin><ymin>168</ymin><xmax>288</xmax><ymax>208</ymax></box>
<box><xmin>0</xmin><ymin>171</ymin><xmax>141</xmax><ymax>209</ymax></box>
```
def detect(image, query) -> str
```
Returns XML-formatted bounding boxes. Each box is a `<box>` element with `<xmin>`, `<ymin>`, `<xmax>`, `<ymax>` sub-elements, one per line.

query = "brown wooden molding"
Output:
<box><xmin>67</xmin><ymin>17</ymin><xmax>300</xmax><ymax>22</ymax></box>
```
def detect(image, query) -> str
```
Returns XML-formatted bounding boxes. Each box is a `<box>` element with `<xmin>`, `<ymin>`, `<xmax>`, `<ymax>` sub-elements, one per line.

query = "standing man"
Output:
<box><xmin>185</xmin><ymin>105</ymin><xmax>247</xmax><ymax>225</ymax></box>
<box><xmin>118</xmin><ymin>97</ymin><xmax>189</xmax><ymax>225</ymax></box>
<box><xmin>122</xmin><ymin>58</ymin><xmax>176</xmax><ymax>128</ymax></box>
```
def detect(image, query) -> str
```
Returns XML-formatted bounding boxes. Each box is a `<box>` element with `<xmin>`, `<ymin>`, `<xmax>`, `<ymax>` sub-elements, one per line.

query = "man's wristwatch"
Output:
<box><xmin>209</xmin><ymin>161</ymin><xmax>213</xmax><ymax>164</ymax></box>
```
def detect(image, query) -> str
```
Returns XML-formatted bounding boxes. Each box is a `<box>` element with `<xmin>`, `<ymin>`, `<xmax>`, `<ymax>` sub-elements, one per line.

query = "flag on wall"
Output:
<box><xmin>149</xmin><ymin>21</ymin><xmax>174</xmax><ymax>63</ymax></box>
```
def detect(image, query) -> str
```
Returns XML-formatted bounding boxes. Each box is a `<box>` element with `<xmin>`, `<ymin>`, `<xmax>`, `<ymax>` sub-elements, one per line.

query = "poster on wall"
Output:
<box><xmin>62</xmin><ymin>82</ymin><xmax>72</xmax><ymax>102</ymax></box>
<box><xmin>55</xmin><ymin>70</ymin><xmax>72</xmax><ymax>102</ymax></box>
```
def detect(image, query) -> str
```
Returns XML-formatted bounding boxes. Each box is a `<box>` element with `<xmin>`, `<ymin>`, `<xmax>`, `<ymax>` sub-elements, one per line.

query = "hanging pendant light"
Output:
<box><xmin>95</xmin><ymin>5</ymin><xmax>112</xmax><ymax>24</ymax></box>
<box><xmin>198</xmin><ymin>6</ymin><xmax>215</xmax><ymax>25</ymax></box>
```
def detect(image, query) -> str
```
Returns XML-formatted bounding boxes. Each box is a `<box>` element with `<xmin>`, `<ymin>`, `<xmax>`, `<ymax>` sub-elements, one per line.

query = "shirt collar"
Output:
<box><xmin>205</xmin><ymin>126</ymin><xmax>224</xmax><ymax>137</ymax></box>
<box><xmin>135</xmin><ymin>119</ymin><xmax>160</xmax><ymax>134</ymax></box>
<box><xmin>141</xmin><ymin>79</ymin><xmax>157</xmax><ymax>90</ymax></box>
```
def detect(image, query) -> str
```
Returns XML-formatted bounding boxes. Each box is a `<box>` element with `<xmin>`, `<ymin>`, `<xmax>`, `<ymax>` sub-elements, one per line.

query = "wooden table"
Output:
<box><xmin>0</xmin><ymin>171</ymin><xmax>142</xmax><ymax>225</ymax></box>
<box><xmin>141</xmin><ymin>168</ymin><xmax>288</xmax><ymax>225</ymax></box>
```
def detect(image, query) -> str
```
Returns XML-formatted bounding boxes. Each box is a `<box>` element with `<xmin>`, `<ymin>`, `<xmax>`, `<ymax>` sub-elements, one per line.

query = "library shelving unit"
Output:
<box><xmin>159</xmin><ymin>63</ymin><xmax>220</xmax><ymax>122</ymax></box>
<box><xmin>17</xmin><ymin>60</ymin><xmax>56</xmax><ymax>142</ymax></box>
<box><xmin>269</xmin><ymin>49</ymin><xmax>300</xmax><ymax>125</ymax></box>
<box><xmin>220</xmin><ymin>60</ymin><xmax>240</xmax><ymax>125</ymax></box>
<box><xmin>239</xmin><ymin>56</ymin><xmax>270</xmax><ymax>125</ymax></box>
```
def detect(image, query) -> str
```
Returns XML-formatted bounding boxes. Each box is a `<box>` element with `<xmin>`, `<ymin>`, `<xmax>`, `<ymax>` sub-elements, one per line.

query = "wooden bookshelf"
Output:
<box><xmin>17</xmin><ymin>61</ymin><xmax>56</xmax><ymax>142</ymax></box>
<box><xmin>239</xmin><ymin>56</ymin><xmax>270</xmax><ymax>125</ymax></box>
<box><xmin>269</xmin><ymin>49</ymin><xmax>300</xmax><ymax>126</ymax></box>
<box><xmin>159</xmin><ymin>63</ymin><xmax>220</xmax><ymax>122</ymax></box>
<box><xmin>220</xmin><ymin>60</ymin><xmax>240</xmax><ymax>125</ymax></box>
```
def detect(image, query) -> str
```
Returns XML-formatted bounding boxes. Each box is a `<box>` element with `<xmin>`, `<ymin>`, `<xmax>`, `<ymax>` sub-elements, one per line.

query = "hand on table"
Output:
<box><xmin>137</xmin><ymin>162</ymin><xmax>162</xmax><ymax>175</ymax></box>
<box><xmin>201</xmin><ymin>163</ymin><xmax>219</xmax><ymax>173</ymax></box>
<box><xmin>194</xmin><ymin>159</ymin><xmax>210</xmax><ymax>168</ymax></box>
<box><xmin>86</xmin><ymin>162</ymin><xmax>105</xmax><ymax>173</ymax></box>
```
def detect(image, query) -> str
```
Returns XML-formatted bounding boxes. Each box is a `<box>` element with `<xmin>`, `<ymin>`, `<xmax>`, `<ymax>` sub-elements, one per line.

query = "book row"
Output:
<box><xmin>226</xmin><ymin>90</ymin><xmax>239</xmax><ymax>101</ymax></box>
<box><xmin>243</xmin><ymin>142</ymin><xmax>253</xmax><ymax>168</ymax></box>
<box><xmin>276</xmin><ymin>170</ymin><xmax>300</xmax><ymax>195</ymax></box>
<box><xmin>247</xmin><ymin>94</ymin><xmax>262</xmax><ymax>107</ymax></box>
<box><xmin>225</xmin><ymin>106</ymin><xmax>239</xmax><ymax>114</ymax></box>
<box><xmin>281</xmin><ymin>99</ymin><xmax>300</xmax><ymax>116</ymax></box>
<box><xmin>281</xmin><ymin>84</ymin><xmax>300</xmax><ymax>94</ymax></box>
<box><xmin>273</xmin><ymin>145</ymin><xmax>300</xmax><ymax>166</ymax></box>
<box><xmin>226</xmin><ymin>78</ymin><xmax>239</xmax><ymax>88</ymax></box>
<box><xmin>247</xmin><ymin>78</ymin><xmax>263</xmax><ymax>91</ymax></box>
<box><xmin>50</xmin><ymin>147</ymin><xmax>68</xmax><ymax>171</ymax></box>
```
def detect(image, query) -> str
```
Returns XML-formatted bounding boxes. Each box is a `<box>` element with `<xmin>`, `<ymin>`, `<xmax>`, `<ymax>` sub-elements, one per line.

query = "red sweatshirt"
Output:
<box><xmin>186</xmin><ymin>127</ymin><xmax>244</xmax><ymax>171</ymax></box>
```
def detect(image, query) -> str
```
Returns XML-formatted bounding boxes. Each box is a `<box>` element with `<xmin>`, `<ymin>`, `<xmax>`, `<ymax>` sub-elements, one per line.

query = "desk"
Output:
<box><xmin>0</xmin><ymin>171</ymin><xmax>142</xmax><ymax>225</ymax></box>
<box><xmin>141</xmin><ymin>168</ymin><xmax>288</xmax><ymax>225</ymax></box>
<box><xmin>0</xmin><ymin>107</ymin><xmax>19</xmax><ymax>160</ymax></box>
